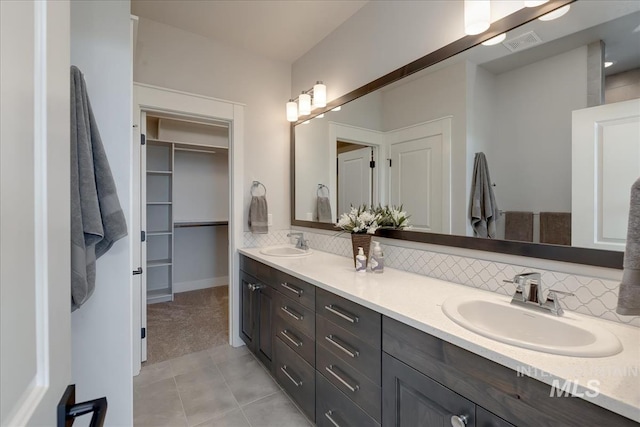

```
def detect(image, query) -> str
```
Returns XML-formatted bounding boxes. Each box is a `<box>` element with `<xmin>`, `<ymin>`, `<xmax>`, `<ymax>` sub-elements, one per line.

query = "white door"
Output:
<box><xmin>338</xmin><ymin>146</ymin><xmax>372</xmax><ymax>214</ymax></box>
<box><xmin>572</xmin><ymin>99</ymin><xmax>640</xmax><ymax>250</ymax></box>
<box><xmin>1</xmin><ymin>1</ymin><xmax>72</xmax><ymax>425</ymax></box>
<box><xmin>386</xmin><ymin>118</ymin><xmax>451</xmax><ymax>233</ymax></box>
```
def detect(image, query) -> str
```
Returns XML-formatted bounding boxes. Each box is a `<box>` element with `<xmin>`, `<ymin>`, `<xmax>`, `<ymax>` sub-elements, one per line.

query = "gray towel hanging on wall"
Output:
<box><xmin>70</xmin><ymin>65</ymin><xmax>128</xmax><ymax>311</ymax></box>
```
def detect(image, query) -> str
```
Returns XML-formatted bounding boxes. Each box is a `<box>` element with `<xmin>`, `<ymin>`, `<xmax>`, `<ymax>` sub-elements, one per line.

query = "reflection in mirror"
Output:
<box><xmin>294</xmin><ymin>1</ymin><xmax>640</xmax><ymax>255</ymax></box>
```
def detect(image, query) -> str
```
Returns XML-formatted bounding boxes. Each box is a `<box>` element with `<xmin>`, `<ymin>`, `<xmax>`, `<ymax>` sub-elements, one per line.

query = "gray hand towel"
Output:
<box><xmin>470</xmin><ymin>152</ymin><xmax>498</xmax><ymax>238</ymax></box>
<box><xmin>249</xmin><ymin>195</ymin><xmax>268</xmax><ymax>233</ymax></box>
<box><xmin>316</xmin><ymin>196</ymin><xmax>333</xmax><ymax>223</ymax></box>
<box><xmin>617</xmin><ymin>177</ymin><xmax>640</xmax><ymax>316</ymax></box>
<box><xmin>70</xmin><ymin>66</ymin><xmax>128</xmax><ymax>311</ymax></box>
<box><xmin>505</xmin><ymin>211</ymin><xmax>533</xmax><ymax>242</ymax></box>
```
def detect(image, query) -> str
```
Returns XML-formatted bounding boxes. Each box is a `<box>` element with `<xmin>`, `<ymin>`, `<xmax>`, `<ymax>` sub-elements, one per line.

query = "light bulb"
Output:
<box><xmin>313</xmin><ymin>81</ymin><xmax>327</xmax><ymax>108</ymax></box>
<box><xmin>286</xmin><ymin>100</ymin><xmax>298</xmax><ymax>122</ymax></box>
<box><xmin>464</xmin><ymin>0</ymin><xmax>490</xmax><ymax>35</ymax></box>
<box><xmin>302</xmin><ymin>120</ymin><xmax>310</xmax><ymax>125</ymax></box>
<box><xmin>316</xmin><ymin>114</ymin><xmax>324</xmax><ymax>119</ymax></box>
<box><xmin>331</xmin><ymin>106</ymin><xmax>341</xmax><ymax>112</ymax></box>
<box><xmin>298</xmin><ymin>92</ymin><xmax>311</xmax><ymax>116</ymax></box>
<box><xmin>481</xmin><ymin>33</ymin><xmax>506</xmax><ymax>46</ymax></box>
<box><xmin>538</xmin><ymin>4</ymin><xmax>570</xmax><ymax>21</ymax></box>
<box><xmin>604</xmin><ymin>61</ymin><xmax>614</xmax><ymax>68</ymax></box>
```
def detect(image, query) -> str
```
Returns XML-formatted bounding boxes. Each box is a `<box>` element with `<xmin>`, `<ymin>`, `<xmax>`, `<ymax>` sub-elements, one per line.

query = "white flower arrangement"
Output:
<box><xmin>376</xmin><ymin>205</ymin><xmax>411</xmax><ymax>229</ymax></box>
<box><xmin>336</xmin><ymin>205</ymin><xmax>381</xmax><ymax>234</ymax></box>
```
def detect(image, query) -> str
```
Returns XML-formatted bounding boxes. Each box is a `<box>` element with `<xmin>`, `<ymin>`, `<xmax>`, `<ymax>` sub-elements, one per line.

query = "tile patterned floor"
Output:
<box><xmin>134</xmin><ymin>344</ymin><xmax>312</xmax><ymax>427</ymax></box>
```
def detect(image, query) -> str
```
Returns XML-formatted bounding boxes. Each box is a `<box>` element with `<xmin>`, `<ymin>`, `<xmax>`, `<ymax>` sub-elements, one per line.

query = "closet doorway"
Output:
<box><xmin>132</xmin><ymin>83</ymin><xmax>244</xmax><ymax>374</ymax></box>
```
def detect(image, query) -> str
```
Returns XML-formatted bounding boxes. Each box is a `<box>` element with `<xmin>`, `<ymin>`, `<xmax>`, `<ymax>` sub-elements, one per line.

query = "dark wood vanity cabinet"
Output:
<box><xmin>239</xmin><ymin>269</ymin><xmax>275</xmax><ymax>371</ymax></box>
<box><xmin>240</xmin><ymin>255</ymin><xmax>637</xmax><ymax>427</ymax></box>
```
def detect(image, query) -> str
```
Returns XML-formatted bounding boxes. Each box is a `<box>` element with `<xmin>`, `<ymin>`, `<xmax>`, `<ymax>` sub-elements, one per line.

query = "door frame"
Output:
<box><xmin>132</xmin><ymin>83</ymin><xmax>245</xmax><ymax>375</ymax></box>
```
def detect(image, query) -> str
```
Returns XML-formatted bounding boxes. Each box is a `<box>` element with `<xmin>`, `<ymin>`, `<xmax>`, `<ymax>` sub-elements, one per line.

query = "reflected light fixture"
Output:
<box><xmin>316</xmin><ymin>114</ymin><xmax>325</xmax><ymax>119</ymax></box>
<box><xmin>464</xmin><ymin>0</ymin><xmax>490</xmax><ymax>35</ymax></box>
<box><xmin>331</xmin><ymin>106</ymin><xmax>341</xmax><ymax>112</ymax></box>
<box><xmin>524</xmin><ymin>0</ymin><xmax>548</xmax><ymax>7</ymax></box>
<box><xmin>285</xmin><ymin>81</ymin><xmax>329</xmax><ymax>122</ymax></box>
<box><xmin>538</xmin><ymin>4</ymin><xmax>570</xmax><ymax>21</ymax></box>
<box><xmin>482</xmin><ymin>33</ymin><xmax>506</xmax><ymax>46</ymax></box>
<box><xmin>604</xmin><ymin>61</ymin><xmax>614</xmax><ymax>68</ymax></box>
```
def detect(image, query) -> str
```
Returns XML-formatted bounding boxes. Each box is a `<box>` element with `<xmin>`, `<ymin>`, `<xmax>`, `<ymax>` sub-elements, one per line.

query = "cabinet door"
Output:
<box><xmin>383</xmin><ymin>353</ymin><xmax>475</xmax><ymax>427</ymax></box>
<box><xmin>240</xmin><ymin>270</ymin><xmax>258</xmax><ymax>352</ymax></box>
<box><xmin>476</xmin><ymin>407</ymin><xmax>515</xmax><ymax>427</ymax></box>
<box><xmin>256</xmin><ymin>284</ymin><xmax>275</xmax><ymax>371</ymax></box>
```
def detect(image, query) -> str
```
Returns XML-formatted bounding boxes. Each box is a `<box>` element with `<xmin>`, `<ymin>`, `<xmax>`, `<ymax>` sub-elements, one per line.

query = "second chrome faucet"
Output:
<box><xmin>504</xmin><ymin>272</ymin><xmax>574</xmax><ymax>316</ymax></box>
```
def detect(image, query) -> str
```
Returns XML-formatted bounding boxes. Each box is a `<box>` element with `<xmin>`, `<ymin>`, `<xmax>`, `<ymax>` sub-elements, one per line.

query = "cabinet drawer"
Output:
<box><xmin>240</xmin><ymin>255</ymin><xmax>261</xmax><ymax>279</ymax></box>
<box><xmin>477</xmin><ymin>407</ymin><xmax>515</xmax><ymax>427</ymax></box>
<box><xmin>274</xmin><ymin>316</ymin><xmax>315</xmax><ymax>366</ymax></box>
<box><xmin>316</xmin><ymin>371</ymin><xmax>379</xmax><ymax>427</ymax></box>
<box><xmin>274</xmin><ymin>338</ymin><xmax>315</xmax><ymax>421</ymax></box>
<box><xmin>272</xmin><ymin>269</ymin><xmax>315</xmax><ymax>309</ymax></box>
<box><xmin>316</xmin><ymin>288</ymin><xmax>380</xmax><ymax>349</ymax></box>
<box><xmin>316</xmin><ymin>315</ymin><xmax>381</xmax><ymax>385</ymax></box>
<box><xmin>317</xmin><ymin>341</ymin><xmax>381</xmax><ymax>422</ymax></box>
<box><xmin>275</xmin><ymin>292</ymin><xmax>315</xmax><ymax>338</ymax></box>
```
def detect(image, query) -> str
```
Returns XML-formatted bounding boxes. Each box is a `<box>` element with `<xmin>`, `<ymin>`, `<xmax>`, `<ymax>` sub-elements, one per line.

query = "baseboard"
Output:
<box><xmin>173</xmin><ymin>276</ymin><xmax>228</xmax><ymax>294</ymax></box>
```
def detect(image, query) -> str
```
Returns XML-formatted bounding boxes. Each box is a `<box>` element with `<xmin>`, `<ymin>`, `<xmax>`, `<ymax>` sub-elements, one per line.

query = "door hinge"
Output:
<box><xmin>369</xmin><ymin>160</ymin><xmax>376</xmax><ymax>168</ymax></box>
<box><xmin>388</xmin><ymin>158</ymin><xmax>392</xmax><ymax>167</ymax></box>
<box><xmin>141</xmin><ymin>328</ymin><xmax>146</xmax><ymax>339</ymax></box>
<box><xmin>141</xmin><ymin>134</ymin><xmax>146</xmax><ymax>145</ymax></box>
<box><xmin>133</xmin><ymin>267</ymin><xmax>143</xmax><ymax>276</ymax></box>
<box><xmin>141</xmin><ymin>230</ymin><xmax>146</xmax><ymax>242</ymax></box>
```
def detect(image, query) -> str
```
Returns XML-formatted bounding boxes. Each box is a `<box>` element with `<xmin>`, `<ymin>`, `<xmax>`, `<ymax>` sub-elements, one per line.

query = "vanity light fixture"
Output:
<box><xmin>482</xmin><ymin>33</ymin><xmax>506</xmax><ymax>46</ymax></box>
<box><xmin>538</xmin><ymin>4</ymin><xmax>570</xmax><ymax>21</ymax></box>
<box><xmin>285</xmin><ymin>81</ymin><xmax>327</xmax><ymax>122</ymax></box>
<box><xmin>464</xmin><ymin>0</ymin><xmax>491</xmax><ymax>35</ymax></box>
<box><xmin>524</xmin><ymin>0</ymin><xmax>548</xmax><ymax>7</ymax></box>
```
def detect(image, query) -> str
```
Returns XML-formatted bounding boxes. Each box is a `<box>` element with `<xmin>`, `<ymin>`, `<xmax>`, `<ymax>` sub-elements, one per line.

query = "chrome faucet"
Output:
<box><xmin>504</xmin><ymin>272</ymin><xmax>574</xmax><ymax>316</ymax></box>
<box><xmin>287</xmin><ymin>232</ymin><xmax>309</xmax><ymax>250</ymax></box>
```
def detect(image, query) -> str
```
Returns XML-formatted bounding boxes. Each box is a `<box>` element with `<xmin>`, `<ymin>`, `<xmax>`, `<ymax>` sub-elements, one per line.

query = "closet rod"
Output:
<box><xmin>174</xmin><ymin>221</ymin><xmax>228</xmax><ymax>228</ymax></box>
<box><xmin>174</xmin><ymin>147</ymin><xmax>217</xmax><ymax>155</ymax></box>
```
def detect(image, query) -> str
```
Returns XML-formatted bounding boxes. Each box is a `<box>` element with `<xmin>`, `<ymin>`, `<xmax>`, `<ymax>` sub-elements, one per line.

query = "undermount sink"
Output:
<box><xmin>442</xmin><ymin>295</ymin><xmax>622</xmax><ymax>357</ymax></box>
<box><xmin>260</xmin><ymin>245</ymin><xmax>312</xmax><ymax>257</ymax></box>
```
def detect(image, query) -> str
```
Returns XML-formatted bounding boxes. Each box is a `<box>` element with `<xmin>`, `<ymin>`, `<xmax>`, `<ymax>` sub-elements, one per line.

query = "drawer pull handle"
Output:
<box><xmin>280</xmin><ymin>365</ymin><xmax>302</xmax><ymax>387</ymax></box>
<box><xmin>324</xmin><ymin>304</ymin><xmax>359</xmax><ymax>323</ymax></box>
<box><xmin>281</xmin><ymin>306</ymin><xmax>303</xmax><ymax>321</ymax></box>
<box><xmin>325</xmin><ymin>410</ymin><xmax>341</xmax><ymax>427</ymax></box>
<box><xmin>281</xmin><ymin>282</ymin><xmax>303</xmax><ymax>296</ymax></box>
<box><xmin>280</xmin><ymin>329</ymin><xmax>302</xmax><ymax>347</ymax></box>
<box><xmin>325</xmin><ymin>335</ymin><xmax>359</xmax><ymax>358</ymax></box>
<box><xmin>325</xmin><ymin>365</ymin><xmax>359</xmax><ymax>393</ymax></box>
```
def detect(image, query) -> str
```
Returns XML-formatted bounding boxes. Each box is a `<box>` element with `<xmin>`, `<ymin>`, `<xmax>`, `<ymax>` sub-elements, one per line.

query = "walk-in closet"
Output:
<box><xmin>141</xmin><ymin>113</ymin><xmax>230</xmax><ymax>364</ymax></box>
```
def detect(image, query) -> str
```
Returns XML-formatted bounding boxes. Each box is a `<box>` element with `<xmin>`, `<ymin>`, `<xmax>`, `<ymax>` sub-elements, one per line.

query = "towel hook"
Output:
<box><xmin>251</xmin><ymin>181</ymin><xmax>267</xmax><ymax>197</ymax></box>
<box><xmin>317</xmin><ymin>184</ymin><xmax>329</xmax><ymax>197</ymax></box>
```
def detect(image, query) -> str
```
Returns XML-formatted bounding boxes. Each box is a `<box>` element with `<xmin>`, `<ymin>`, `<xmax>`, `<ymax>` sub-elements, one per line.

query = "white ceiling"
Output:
<box><xmin>131</xmin><ymin>0</ymin><xmax>368</xmax><ymax>64</ymax></box>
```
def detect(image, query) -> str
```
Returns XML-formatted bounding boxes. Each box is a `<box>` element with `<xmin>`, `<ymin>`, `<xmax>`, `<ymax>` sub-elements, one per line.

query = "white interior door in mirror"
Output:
<box><xmin>572</xmin><ymin>98</ymin><xmax>640</xmax><ymax>251</ymax></box>
<box><xmin>338</xmin><ymin>146</ymin><xmax>373</xmax><ymax>214</ymax></box>
<box><xmin>387</xmin><ymin>118</ymin><xmax>452</xmax><ymax>233</ymax></box>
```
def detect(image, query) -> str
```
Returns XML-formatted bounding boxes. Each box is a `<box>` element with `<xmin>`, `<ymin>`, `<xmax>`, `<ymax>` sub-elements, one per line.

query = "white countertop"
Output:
<box><xmin>239</xmin><ymin>247</ymin><xmax>640</xmax><ymax>422</ymax></box>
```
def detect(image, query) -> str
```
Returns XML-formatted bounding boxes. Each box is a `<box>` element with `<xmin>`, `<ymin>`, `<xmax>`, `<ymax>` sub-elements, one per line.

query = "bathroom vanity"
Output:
<box><xmin>239</xmin><ymin>249</ymin><xmax>640</xmax><ymax>427</ymax></box>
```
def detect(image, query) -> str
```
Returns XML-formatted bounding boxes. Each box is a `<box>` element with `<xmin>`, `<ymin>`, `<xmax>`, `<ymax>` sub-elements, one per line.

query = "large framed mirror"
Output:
<box><xmin>291</xmin><ymin>0</ymin><xmax>640</xmax><ymax>269</ymax></box>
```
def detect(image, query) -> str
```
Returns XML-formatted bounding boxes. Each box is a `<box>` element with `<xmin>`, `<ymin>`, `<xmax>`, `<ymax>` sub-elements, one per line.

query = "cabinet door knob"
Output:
<box><xmin>451</xmin><ymin>414</ymin><xmax>468</xmax><ymax>427</ymax></box>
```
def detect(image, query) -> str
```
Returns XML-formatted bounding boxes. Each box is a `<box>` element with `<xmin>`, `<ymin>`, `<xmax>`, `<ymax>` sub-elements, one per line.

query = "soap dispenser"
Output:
<box><xmin>370</xmin><ymin>241</ymin><xmax>384</xmax><ymax>273</ymax></box>
<box><xmin>355</xmin><ymin>247</ymin><xmax>367</xmax><ymax>272</ymax></box>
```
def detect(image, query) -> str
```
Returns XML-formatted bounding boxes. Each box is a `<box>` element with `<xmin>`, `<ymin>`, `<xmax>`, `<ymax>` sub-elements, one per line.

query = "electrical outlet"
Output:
<box><xmin>268</xmin><ymin>213</ymin><xmax>273</xmax><ymax>226</ymax></box>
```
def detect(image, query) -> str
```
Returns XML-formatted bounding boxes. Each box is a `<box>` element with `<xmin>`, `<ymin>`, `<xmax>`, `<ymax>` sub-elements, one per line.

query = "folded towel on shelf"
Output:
<box><xmin>249</xmin><ymin>195</ymin><xmax>268</xmax><ymax>234</ymax></box>
<box><xmin>540</xmin><ymin>212</ymin><xmax>571</xmax><ymax>246</ymax></box>
<box><xmin>504</xmin><ymin>211</ymin><xmax>534</xmax><ymax>242</ymax></box>
<box><xmin>316</xmin><ymin>196</ymin><xmax>332</xmax><ymax>223</ymax></box>
<box><xmin>617</xmin><ymin>177</ymin><xmax>640</xmax><ymax>316</ymax></box>
<box><xmin>70</xmin><ymin>65</ymin><xmax>128</xmax><ymax>311</ymax></box>
<box><xmin>470</xmin><ymin>152</ymin><xmax>498</xmax><ymax>238</ymax></box>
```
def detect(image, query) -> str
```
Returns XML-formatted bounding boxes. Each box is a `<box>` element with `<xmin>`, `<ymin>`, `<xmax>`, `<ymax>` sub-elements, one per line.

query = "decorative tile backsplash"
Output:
<box><xmin>243</xmin><ymin>230</ymin><xmax>639</xmax><ymax>327</ymax></box>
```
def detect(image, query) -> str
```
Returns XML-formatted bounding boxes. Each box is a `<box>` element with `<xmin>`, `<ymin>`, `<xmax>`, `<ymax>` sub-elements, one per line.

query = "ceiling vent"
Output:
<box><xmin>502</xmin><ymin>31</ymin><xmax>543</xmax><ymax>52</ymax></box>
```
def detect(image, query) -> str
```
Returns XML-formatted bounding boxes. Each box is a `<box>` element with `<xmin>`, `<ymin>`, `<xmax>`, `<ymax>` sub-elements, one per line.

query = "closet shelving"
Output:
<box><xmin>143</xmin><ymin>115</ymin><xmax>229</xmax><ymax>304</ymax></box>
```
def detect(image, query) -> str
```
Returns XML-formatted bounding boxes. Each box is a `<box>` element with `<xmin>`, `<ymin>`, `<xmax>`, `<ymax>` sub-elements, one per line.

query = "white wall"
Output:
<box><xmin>488</xmin><ymin>46</ymin><xmax>588</xmax><ymax>214</ymax></box>
<box><xmin>70</xmin><ymin>1</ymin><xmax>133</xmax><ymax>426</ymax></box>
<box><xmin>134</xmin><ymin>17</ymin><xmax>291</xmax><ymax>232</ymax></box>
<box><xmin>292</xmin><ymin>0</ymin><xmax>522</xmax><ymax>101</ymax></box>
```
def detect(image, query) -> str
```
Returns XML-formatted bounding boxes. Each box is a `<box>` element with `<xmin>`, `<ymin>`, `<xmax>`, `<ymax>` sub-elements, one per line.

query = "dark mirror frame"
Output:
<box><xmin>290</xmin><ymin>0</ymin><xmax>623</xmax><ymax>269</ymax></box>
